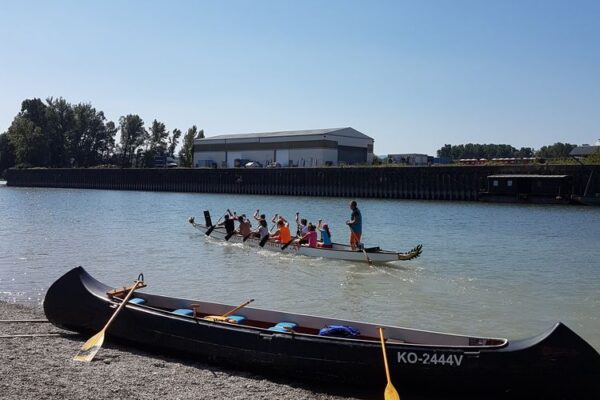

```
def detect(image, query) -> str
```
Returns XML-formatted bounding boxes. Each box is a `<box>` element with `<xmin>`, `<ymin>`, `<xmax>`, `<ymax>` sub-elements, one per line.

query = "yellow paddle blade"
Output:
<box><xmin>73</xmin><ymin>330</ymin><xmax>105</xmax><ymax>362</ymax></box>
<box><xmin>385</xmin><ymin>382</ymin><xmax>400</xmax><ymax>400</ymax></box>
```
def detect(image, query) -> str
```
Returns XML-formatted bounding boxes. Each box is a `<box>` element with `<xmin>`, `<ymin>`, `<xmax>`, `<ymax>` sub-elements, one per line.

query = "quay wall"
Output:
<box><xmin>6</xmin><ymin>165</ymin><xmax>600</xmax><ymax>201</ymax></box>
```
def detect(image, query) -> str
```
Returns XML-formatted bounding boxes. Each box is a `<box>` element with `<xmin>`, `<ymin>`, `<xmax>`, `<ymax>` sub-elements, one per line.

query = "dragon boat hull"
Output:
<box><xmin>189</xmin><ymin>218</ymin><xmax>422</xmax><ymax>264</ymax></box>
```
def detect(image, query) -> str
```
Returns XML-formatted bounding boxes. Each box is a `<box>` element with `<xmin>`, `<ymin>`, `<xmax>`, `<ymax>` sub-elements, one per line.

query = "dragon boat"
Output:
<box><xmin>188</xmin><ymin>213</ymin><xmax>422</xmax><ymax>264</ymax></box>
<box><xmin>44</xmin><ymin>267</ymin><xmax>600</xmax><ymax>397</ymax></box>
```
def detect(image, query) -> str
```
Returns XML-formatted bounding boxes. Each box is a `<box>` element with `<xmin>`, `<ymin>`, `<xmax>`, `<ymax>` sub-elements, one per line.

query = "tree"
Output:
<box><xmin>45</xmin><ymin>97</ymin><xmax>73</xmax><ymax>167</ymax></box>
<box><xmin>536</xmin><ymin>143</ymin><xmax>576</xmax><ymax>159</ymax></box>
<box><xmin>168</xmin><ymin>128</ymin><xmax>181</xmax><ymax>157</ymax></box>
<box><xmin>118</xmin><ymin>115</ymin><xmax>147</xmax><ymax>167</ymax></box>
<box><xmin>0</xmin><ymin>132</ymin><xmax>16</xmax><ymax>175</ymax></box>
<box><xmin>142</xmin><ymin>119</ymin><xmax>170</xmax><ymax>167</ymax></box>
<box><xmin>7</xmin><ymin>99</ymin><xmax>50</xmax><ymax>166</ymax></box>
<box><xmin>179</xmin><ymin>126</ymin><xmax>199</xmax><ymax>167</ymax></box>
<box><xmin>74</xmin><ymin>104</ymin><xmax>117</xmax><ymax>167</ymax></box>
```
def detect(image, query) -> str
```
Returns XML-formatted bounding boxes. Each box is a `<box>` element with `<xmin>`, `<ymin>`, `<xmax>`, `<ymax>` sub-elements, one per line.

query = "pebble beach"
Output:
<box><xmin>0</xmin><ymin>301</ymin><xmax>362</xmax><ymax>400</ymax></box>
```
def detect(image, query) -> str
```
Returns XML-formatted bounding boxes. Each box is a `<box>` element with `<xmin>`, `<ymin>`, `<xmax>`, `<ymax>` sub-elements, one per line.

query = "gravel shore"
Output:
<box><xmin>0</xmin><ymin>301</ymin><xmax>363</xmax><ymax>400</ymax></box>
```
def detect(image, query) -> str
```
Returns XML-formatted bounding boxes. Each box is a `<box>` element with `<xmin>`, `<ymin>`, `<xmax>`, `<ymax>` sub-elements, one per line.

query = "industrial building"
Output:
<box><xmin>192</xmin><ymin>127</ymin><xmax>374</xmax><ymax>168</ymax></box>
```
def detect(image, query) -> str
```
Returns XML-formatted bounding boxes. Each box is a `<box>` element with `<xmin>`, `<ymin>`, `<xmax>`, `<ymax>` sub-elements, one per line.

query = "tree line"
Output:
<box><xmin>0</xmin><ymin>97</ymin><xmax>203</xmax><ymax>174</ymax></box>
<box><xmin>436</xmin><ymin>142</ymin><xmax>577</xmax><ymax>160</ymax></box>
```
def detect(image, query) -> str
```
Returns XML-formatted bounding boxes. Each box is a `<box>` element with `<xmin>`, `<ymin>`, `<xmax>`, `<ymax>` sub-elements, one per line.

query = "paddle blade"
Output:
<box><xmin>73</xmin><ymin>330</ymin><xmax>105</xmax><ymax>362</ymax></box>
<box><xmin>385</xmin><ymin>383</ymin><xmax>400</xmax><ymax>400</ymax></box>
<box><xmin>205</xmin><ymin>225</ymin><xmax>216</xmax><ymax>236</ymax></box>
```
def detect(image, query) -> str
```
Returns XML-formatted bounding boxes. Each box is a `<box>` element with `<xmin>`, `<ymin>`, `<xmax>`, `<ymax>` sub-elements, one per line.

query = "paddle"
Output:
<box><xmin>280</xmin><ymin>236</ymin><xmax>297</xmax><ymax>250</ymax></box>
<box><xmin>74</xmin><ymin>275</ymin><xmax>145</xmax><ymax>362</ymax></box>
<box><xmin>378</xmin><ymin>327</ymin><xmax>400</xmax><ymax>400</ymax></box>
<box><xmin>243</xmin><ymin>233</ymin><xmax>253</xmax><ymax>242</ymax></box>
<box><xmin>225</xmin><ymin>232</ymin><xmax>235</xmax><ymax>241</ymax></box>
<box><xmin>362</xmin><ymin>248</ymin><xmax>374</xmax><ymax>266</ymax></box>
<box><xmin>205</xmin><ymin>214</ymin><xmax>225</xmax><ymax>236</ymax></box>
<box><xmin>259</xmin><ymin>218</ymin><xmax>277</xmax><ymax>248</ymax></box>
<box><xmin>204</xmin><ymin>299</ymin><xmax>255</xmax><ymax>322</ymax></box>
<box><xmin>259</xmin><ymin>234</ymin><xmax>270</xmax><ymax>247</ymax></box>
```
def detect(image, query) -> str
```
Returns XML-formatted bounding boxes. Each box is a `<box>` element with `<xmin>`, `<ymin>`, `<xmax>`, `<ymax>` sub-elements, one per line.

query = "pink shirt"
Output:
<box><xmin>305</xmin><ymin>230</ymin><xmax>317</xmax><ymax>248</ymax></box>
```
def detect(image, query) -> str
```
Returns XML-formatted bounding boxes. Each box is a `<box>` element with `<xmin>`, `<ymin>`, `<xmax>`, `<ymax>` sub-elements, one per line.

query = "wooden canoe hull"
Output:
<box><xmin>44</xmin><ymin>267</ymin><xmax>600</xmax><ymax>397</ymax></box>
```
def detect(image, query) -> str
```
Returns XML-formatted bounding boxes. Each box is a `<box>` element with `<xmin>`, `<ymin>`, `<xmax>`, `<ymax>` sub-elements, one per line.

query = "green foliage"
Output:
<box><xmin>3</xmin><ymin>97</ymin><xmax>188</xmax><ymax>169</ymax></box>
<box><xmin>0</xmin><ymin>132</ymin><xmax>16</xmax><ymax>176</ymax></box>
<box><xmin>583</xmin><ymin>149</ymin><xmax>600</xmax><ymax>165</ymax></box>
<box><xmin>179</xmin><ymin>126</ymin><xmax>200</xmax><ymax>167</ymax></box>
<box><xmin>168</xmin><ymin>128</ymin><xmax>182</xmax><ymax>157</ymax></box>
<box><xmin>436</xmin><ymin>143</ymin><xmax>533</xmax><ymax>160</ymax></box>
<box><xmin>535</xmin><ymin>142</ymin><xmax>576</xmax><ymax>159</ymax></box>
<box><xmin>118</xmin><ymin>114</ymin><xmax>147</xmax><ymax>167</ymax></box>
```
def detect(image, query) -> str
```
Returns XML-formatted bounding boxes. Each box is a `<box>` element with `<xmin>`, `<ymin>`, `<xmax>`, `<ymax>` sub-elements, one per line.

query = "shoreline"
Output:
<box><xmin>0</xmin><ymin>301</ymin><xmax>361</xmax><ymax>400</ymax></box>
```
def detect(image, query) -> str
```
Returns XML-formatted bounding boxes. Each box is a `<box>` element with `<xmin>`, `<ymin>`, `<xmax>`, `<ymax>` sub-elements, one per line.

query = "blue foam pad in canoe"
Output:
<box><xmin>172</xmin><ymin>309</ymin><xmax>194</xmax><ymax>316</ymax></box>
<box><xmin>225</xmin><ymin>315</ymin><xmax>246</xmax><ymax>324</ymax></box>
<box><xmin>268</xmin><ymin>326</ymin><xmax>291</xmax><ymax>333</ymax></box>
<box><xmin>128</xmin><ymin>297</ymin><xmax>146</xmax><ymax>305</ymax></box>
<box><xmin>274</xmin><ymin>322</ymin><xmax>297</xmax><ymax>329</ymax></box>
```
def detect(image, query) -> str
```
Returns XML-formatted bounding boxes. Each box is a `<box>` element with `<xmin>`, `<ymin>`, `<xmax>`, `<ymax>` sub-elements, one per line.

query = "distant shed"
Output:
<box><xmin>480</xmin><ymin>174</ymin><xmax>573</xmax><ymax>204</ymax></box>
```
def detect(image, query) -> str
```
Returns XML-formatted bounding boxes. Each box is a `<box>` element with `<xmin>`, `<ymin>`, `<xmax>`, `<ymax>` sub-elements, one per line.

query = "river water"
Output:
<box><xmin>0</xmin><ymin>184</ymin><xmax>598</xmax><ymax>351</ymax></box>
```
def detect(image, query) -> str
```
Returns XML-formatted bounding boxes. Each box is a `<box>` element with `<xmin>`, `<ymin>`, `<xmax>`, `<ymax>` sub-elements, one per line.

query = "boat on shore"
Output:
<box><xmin>45</xmin><ymin>267</ymin><xmax>600</xmax><ymax>397</ymax></box>
<box><xmin>188</xmin><ymin>214</ymin><xmax>422</xmax><ymax>264</ymax></box>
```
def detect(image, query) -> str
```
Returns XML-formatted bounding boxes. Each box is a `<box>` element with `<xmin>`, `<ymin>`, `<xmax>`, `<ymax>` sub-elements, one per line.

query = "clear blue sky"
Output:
<box><xmin>1</xmin><ymin>0</ymin><xmax>599</xmax><ymax>155</ymax></box>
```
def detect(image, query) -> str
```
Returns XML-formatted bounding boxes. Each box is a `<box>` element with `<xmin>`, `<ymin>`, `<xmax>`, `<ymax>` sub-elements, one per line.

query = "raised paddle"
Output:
<box><xmin>74</xmin><ymin>275</ymin><xmax>145</xmax><ymax>362</ymax></box>
<box><xmin>205</xmin><ymin>214</ymin><xmax>225</xmax><ymax>236</ymax></box>
<box><xmin>378</xmin><ymin>327</ymin><xmax>400</xmax><ymax>400</ymax></box>
<box><xmin>204</xmin><ymin>299</ymin><xmax>254</xmax><ymax>322</ymax></box>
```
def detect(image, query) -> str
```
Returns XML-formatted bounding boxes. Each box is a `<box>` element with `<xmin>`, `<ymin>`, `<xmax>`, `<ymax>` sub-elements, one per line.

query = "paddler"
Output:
<box><xmin>269</xmin><ymin>215</ymin><xmax>292</xmax><ymax>243</ymax></box>
<box><xmin>346</xmin><ymin>200</ymin><xmax>362</xmax><ymax>251</ymax></box>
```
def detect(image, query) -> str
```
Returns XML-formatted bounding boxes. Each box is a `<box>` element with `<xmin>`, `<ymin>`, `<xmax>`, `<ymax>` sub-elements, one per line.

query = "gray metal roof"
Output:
<box><xmin>487</xmin><ymin>175</ymin><xmax>570</xmax><ymax>179</ymax></box>
<box><xmin>570</xmin><ymin>146</ymin><xmax>600</xmax><ymax>156</ymax></box>
<box><xmin>199</xmin><ymin>127</ymin><xmax>372</xmax><ymax>141</ymax></box>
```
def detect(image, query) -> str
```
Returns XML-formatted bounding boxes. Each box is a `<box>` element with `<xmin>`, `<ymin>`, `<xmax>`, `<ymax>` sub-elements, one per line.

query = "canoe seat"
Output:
<box><xmin>129</xmin><ymin>297</ymin><xmax>146</xmax><ymax>305</ymax></box>
<box><xmin>172</xmin><ymin>308</ymin><xmax>194</xmax><ymax>316</ymax></box>
<box><xmin>225</xmin><ymin>315</ymin><xmax>246</xmax><ymax>324</ymax></box>
<box><xmin>268</xmin><ymin>321</ymin><xmax>298</xmax><ymax>332</ymax></box>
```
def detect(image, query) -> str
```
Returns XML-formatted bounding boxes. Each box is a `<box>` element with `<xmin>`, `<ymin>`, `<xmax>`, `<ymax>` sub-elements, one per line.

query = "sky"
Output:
<box><xmin>1</xmin><ymin>0</ymin><xmax>599</xmax><ymax>155</ymax></box>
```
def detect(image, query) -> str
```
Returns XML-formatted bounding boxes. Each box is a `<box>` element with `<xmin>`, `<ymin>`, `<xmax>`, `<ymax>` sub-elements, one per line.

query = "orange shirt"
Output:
<box><xmin>279</xmin><ymin>225</ymin><xmax>292</xmax><ymax>243</ymax></box>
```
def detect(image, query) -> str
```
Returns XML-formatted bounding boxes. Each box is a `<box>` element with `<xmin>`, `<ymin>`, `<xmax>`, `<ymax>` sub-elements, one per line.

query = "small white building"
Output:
<box><xmin>388</xmin><ymin>153</ymin><xmax>430</xmax><ymax>166</ymax></box>
<box><xmin>193</xmin><ymin>127</ymin><xmax>374</xmax><ymax>168</ymax></box>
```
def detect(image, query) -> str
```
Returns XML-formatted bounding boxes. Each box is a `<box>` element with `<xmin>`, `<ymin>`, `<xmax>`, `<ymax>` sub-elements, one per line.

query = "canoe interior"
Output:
<box><xmin>99</xmin><ymin>280</ymin><xmax>507</xmax><ymax>349</ymax></box>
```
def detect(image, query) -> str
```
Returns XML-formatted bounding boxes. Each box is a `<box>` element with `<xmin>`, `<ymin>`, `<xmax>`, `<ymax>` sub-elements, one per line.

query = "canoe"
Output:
<box><xmin>188</xmin><ymin>216</ymin><xmax>423</xmax><ymax>264</ymax></box>
<box><xmin>44</xmin><ymin>267</ymin><xmax>600</xmax><ymax>397</ymax></box>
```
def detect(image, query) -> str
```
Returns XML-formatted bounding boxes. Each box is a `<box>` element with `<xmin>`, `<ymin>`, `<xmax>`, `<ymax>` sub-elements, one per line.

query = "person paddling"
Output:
<box><xmin>237</xmin><ymin>215</ymin><xmax>252</xmax><ymax>237</ymax></box>
<box><xmin>270</xmin><ymin>216</ymin><xmax>292</xmax><ymax>243</ymax></box>
<box><xmin>218</xmin><ymin>211</ymin><xmax>236</xmax><ymax>236</ymax></box>
<box><xmin>317</xmin><ymin>220</ymin><xmax>332</xmax><ymax>248</ymax></box>
<box><xmin>346</xmin><ymin>200</ymin><xmax>362</xmax><ymax>251</ymax></box>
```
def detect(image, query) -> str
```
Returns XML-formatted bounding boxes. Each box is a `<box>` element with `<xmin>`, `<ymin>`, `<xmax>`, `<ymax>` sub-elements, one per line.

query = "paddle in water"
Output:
<box><xmin>280</xmin><ymin>236</ymin><xmax>297</xmax><ymax>250</ymax></box>
<box><xmin>74</xmin><ymin>275</ymin><xmax>145</xmax><ymax>362</ymax></box>
<box><xmin>204</xmin><ymin>299</ymin><xmax>254</xmax><ymax>322</ymax></box>
<box><xmin>378</xmin><ymin>327</ymin><xmax>400</xmax><ymax>400</ymax></box>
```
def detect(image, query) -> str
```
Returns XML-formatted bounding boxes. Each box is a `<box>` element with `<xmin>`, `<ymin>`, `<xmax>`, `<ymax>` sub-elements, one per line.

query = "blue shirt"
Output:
<box><xmin>349</xmin><ymin>208</ymin><xmax>362</xmax><ymax>234</ymax></box>
<box><xmin>321</xmin><ymin>229</ymin><xmax>332</xmax><ymax>245</ymax></box>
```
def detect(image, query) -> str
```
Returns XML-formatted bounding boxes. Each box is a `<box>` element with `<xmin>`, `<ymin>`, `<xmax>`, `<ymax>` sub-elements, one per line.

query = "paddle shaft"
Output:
<box><xmin>102</xmin><ymin>281</ymin><xmax>143</xmax><ymax>334</ymax></box>
<box><xmin>221</xmin><ymin>299</ymin><xmax>254</xmax><ymax>318</ymax></box>
<box><xmin>378</xmin><ymin>327</ymin><xmax>393</xmax><ymax>383</ymax></box>
<box><xmin>362</xmin><ymin>249</ymin><xmax>373</xmax><ymax>266</ymax></box>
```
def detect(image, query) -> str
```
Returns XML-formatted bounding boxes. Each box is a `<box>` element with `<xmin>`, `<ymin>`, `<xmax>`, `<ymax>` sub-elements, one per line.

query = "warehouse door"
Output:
<box><xmin>275</xmin><ymin>149</ymin><xmax>289</xmax><ymax>167</ymax></box>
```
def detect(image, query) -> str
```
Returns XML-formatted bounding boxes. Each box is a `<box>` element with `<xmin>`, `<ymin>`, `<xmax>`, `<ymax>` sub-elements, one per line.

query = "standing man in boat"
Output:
<box><xmin>346</xmin><ymin>200</ymin><xmax>362</xmax><ymax>251</ymax></box>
